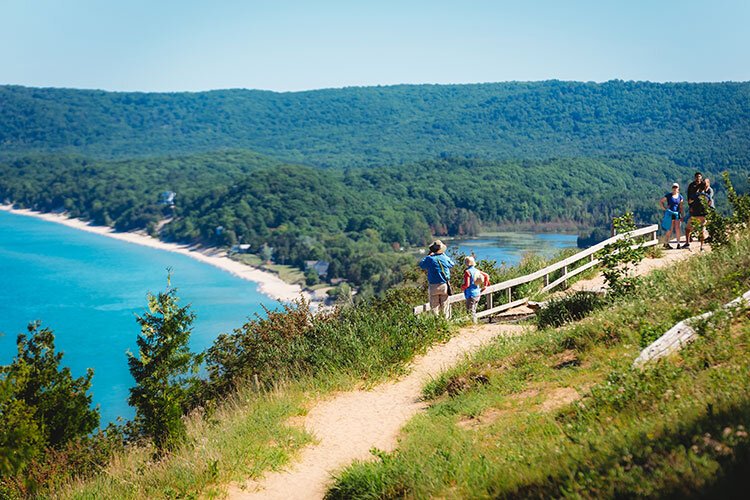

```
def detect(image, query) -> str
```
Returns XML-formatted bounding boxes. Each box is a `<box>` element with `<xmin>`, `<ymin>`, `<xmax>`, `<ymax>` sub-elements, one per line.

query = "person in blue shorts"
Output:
<box><xmin>660</xmin><ymin>182</ymin><xmax>684</xmax><ymax>249</ymax></box>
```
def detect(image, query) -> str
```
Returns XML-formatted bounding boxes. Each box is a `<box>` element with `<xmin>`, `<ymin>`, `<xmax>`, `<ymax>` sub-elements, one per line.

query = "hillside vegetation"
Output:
<box><xmin>328</xmin><ymin>232</ymin><xmax>750</xmax><ymax>498</ymax></box>
<box><xmin>2</xmin><ymin>81</ymin><xmax>749</xmax><ymax>168</ymax></box>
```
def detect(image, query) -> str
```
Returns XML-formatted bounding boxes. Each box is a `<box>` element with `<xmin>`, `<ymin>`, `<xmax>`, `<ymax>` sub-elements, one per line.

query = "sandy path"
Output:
<box><xmin>0</xmin><ymin>204</ymin><xmax>307</xmax><ymax>303</ymax></box>
<box><xmin>229</xmin><ymin>322</ymin><xmax>527</xmax><ymax>499</ymax></box>
<box><xmin>571</xmin><ymin>244</ymin><xmax>705</xmax><ymax>293</ymax></box>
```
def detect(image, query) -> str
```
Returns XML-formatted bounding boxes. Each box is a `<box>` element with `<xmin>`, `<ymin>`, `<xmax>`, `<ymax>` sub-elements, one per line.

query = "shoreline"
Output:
<box><xmin>0</xmin><ymin>204</ymin><xmax>309</xmax><ymax>304</ymax></box>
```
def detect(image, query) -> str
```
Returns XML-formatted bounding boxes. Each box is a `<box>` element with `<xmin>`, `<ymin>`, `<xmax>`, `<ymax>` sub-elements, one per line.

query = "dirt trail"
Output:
<box><xmin>571</xmin><ymin>245</ymin><xmax>704</xmax><ymax>293</ymax></box>
<box><xmin>229</xmin><ymin>247</ymin><xmax>703</xmax><ymax>499</ymax></box>
<box><xmin>228</xmin><ymin>322</ymin><xmax>526</xmax><ymax>499</ymax></box>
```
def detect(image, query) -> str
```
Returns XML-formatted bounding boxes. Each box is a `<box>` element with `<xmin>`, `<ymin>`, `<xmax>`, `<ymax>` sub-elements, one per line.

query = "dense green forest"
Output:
<box><xmin>2</xmin><ymin>150</ymin><xmax>733</xmax><ymax>291</ymax></box>
<box><xmin>2</xmin><ymin>81</ymin><xmax>749</xmax><ymax>169</ymax></box>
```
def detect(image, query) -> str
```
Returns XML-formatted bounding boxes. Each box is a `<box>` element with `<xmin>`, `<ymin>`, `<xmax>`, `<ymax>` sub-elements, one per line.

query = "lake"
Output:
<box><xmin>451</xmin><ymin>232</ymin><xmax>578</xmax><ymax>266</ymax></box>
<box><xmin>0</xmin><ymin>212</ymin><xmax>578</xmax><ymax>425</ymax></box>
<box><xmin>0</xmin><ymin>210</ymin><xmax>271</xmax><ymax>424</ymax></box>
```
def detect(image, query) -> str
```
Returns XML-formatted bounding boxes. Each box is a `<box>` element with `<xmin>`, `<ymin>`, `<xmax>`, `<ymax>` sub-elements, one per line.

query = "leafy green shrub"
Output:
<box><xmin>597</xmin><ymin>213</ymin><xmax>646</xmax><ymax>296</ymax></box>
<box><xmin>204</xmin><ymin>286</ymin><xmax>450</xmax><ymax>397</ymax></box>
<box><xmin>128</xmin><ymin>275</ymin><xmax>203</xmax><ymax>455</ymax></box>
<box><xmin>707</xmin><ymin>172</ymin><xmax>750</xmax><ymax>248</ymax></box>
<box><xmin>536</xmin><ymin>291</ymin><xmax>605</xmax><ymax>329</ymax></box>
<box><xmin>2</xmin><ymin>426</ymin><xmax>125</xmax><ymax>498</ymax></box>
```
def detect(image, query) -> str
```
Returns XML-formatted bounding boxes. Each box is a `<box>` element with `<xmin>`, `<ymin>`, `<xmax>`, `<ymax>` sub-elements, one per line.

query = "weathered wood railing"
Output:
<box><xmin>414</xmin><ymin>224</ymin><xmax>659</xmax><ymax>318</ymax></box>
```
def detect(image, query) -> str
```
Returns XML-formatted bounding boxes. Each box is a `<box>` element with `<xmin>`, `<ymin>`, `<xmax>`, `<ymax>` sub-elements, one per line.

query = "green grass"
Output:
<box><xmin>229</xmin><ymin>253</ymin><xmax>306</xmax><ymax>285</ymax></box>
<box><xmin>63</xmin><ymin>384</ymin><xmax>312</xmax><ymax>499</ymax></box>
<box><xmin>58</xmin><ymin>289</ymin><xmax>455</xmax><ymax>498</ymax></box>
<box><xmin>327</xmin><ymin>232</ymin><xmax>750</xmax><ymax>499</ymax></box>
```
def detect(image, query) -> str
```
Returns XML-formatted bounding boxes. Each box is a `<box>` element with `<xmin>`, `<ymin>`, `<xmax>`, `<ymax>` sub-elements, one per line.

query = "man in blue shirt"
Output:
<box><xmin>419</xmin><ymin>240</ymin><xmax>455</xmax><ymax>318</ymax></box>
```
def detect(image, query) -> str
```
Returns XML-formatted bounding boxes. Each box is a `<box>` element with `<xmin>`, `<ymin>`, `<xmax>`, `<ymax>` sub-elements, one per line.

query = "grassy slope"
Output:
<box><xmin>59</xmin><ymin>297</ymin><xmax>453</xmax><ymax>499</ymax></box>
<box><xmin>56</xmin><ymin>245</ymin><xmax>595</xmax><ymax>498</ymax></box>
<box><xmin>328</xmin><ymin>233</ymin><xmax>750</xmax><ymax>498</ymax></box>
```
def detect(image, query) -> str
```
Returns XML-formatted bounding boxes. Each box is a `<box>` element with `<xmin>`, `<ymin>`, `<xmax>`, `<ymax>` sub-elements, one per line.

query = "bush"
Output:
<box><xmin>597</xmin><ymin>213</ymin><xmax>646</xmax><ymax>296</ymax></box>
<box><xmin>706</xmin><ymin>172</ymin><xmax>750</xmax><ymax>248</ymax></box>
<box><xmin>0</xmin><ymin>322</ymin><xmax>102</xmax><ymax>494</ymax></box>
<box><xmin>203</xmin><ymin>286</ymin><xmax>450</xmax><ymax>398</ymax></box>
<box><xmin>536</xmin><ymin>291</ymin><xmax>606</xmax><ymax>329</ymax></box>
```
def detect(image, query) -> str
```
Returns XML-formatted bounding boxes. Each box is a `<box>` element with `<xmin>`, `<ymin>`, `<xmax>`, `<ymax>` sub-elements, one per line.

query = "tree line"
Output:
<box><xmin>2</xmin><ymin>80</ymin><xmax>749</xmax><ymax>169</ymax></box>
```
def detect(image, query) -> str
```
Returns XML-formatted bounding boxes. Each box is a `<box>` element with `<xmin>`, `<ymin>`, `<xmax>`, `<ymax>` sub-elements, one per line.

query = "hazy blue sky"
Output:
<box><xmin>1</xmin><ymin>0</ymin><xmax>748</xmax><ymax>92</ymax></box>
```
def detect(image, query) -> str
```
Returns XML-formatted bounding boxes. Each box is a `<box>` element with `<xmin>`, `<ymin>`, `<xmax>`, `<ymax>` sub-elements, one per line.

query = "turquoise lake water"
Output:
<box><xmin>0</xmin><ymin>211</ymin><xmax>270</xmax><ymax>425</ymax></box>
<box><xmin>0</xmin><ymin>211</ymin><xmax>578</xmax><ymax>425</ymax></box>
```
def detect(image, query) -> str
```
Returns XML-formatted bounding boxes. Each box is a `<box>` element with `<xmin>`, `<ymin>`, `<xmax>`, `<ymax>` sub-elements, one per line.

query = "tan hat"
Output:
<box><xmin>429</xmin><ymin>240</ymin><xmax>446</xmax><ymax>254</ymax></box>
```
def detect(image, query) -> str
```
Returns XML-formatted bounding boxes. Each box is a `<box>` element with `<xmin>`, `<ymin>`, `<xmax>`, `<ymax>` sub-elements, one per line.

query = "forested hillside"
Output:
<box><xmin>2</xmin><ymin>81</ymin><xmax>749</xmax><ymax>168</ymax></box>
<box><xmin>1</xmin><ymin>152</ymin><xmax>709</xmax><ymax>291</ymax></box>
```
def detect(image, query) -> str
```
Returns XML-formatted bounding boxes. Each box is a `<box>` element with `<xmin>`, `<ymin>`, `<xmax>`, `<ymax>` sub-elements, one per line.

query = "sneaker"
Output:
<box><xmin>663</xmin><ymin>243</ymin><xmax>672</xmax><ymax>250</ymax></box>
<box><xmin>681</xmin><ymin>243</ymin><xmax>690</xmax><ymax>249</ymax></box>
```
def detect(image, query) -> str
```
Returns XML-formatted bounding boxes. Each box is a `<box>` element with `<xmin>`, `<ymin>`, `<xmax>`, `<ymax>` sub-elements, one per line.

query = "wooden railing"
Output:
<box><xmin>413</xmin><ymin>224</ymin><xmax>659</xmax><ymax>318</ymax></box>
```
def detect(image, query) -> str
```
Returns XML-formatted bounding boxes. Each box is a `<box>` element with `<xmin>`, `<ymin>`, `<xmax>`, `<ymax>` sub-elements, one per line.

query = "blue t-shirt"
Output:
<box><xmin>464</xmin><ymin>266</ymin><xmax>482</xmax><ymax>299</ymax></box>
<box><xmin>665</xmin><ymin>193</ymin><xmax>683</xmax><ymax>212</ymax></box>
<box><xmin>419</xmin><ymin>254</ymin><xmax>455</xmax><ymax>285</ymax></box>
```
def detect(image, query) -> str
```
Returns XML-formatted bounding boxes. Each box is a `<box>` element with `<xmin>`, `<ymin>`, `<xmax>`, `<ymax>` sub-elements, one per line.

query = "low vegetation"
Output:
<box><xmin>327</xmin><ymin>230</ymin><xmax>750</xmax><ymax>498</ymax></box>
<box><xmin>41</xmin><ymin>286</ymin><xmax>452</xmax><ymax>498</ymax></box>
<box><xmin>0</xmin><ymin>323</ymin><xmax>117</xmax><ymax>498</ymax></box>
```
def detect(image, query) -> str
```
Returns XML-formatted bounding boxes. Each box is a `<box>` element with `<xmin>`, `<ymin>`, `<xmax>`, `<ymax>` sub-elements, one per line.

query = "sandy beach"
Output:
<box><xmin>0</xmin><ymin>204</ymin><xmax>308</xmax><ymax>303</ymax></box>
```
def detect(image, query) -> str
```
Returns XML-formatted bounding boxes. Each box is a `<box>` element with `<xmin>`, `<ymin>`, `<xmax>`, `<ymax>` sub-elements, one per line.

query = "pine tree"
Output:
<box><xmin>128</xmin><ymin>273</ymin><xmax>202</xmax><ymax>454</ymax></box>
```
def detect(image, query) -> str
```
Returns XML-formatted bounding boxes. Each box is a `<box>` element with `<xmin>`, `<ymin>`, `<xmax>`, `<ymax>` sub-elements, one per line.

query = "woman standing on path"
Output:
<box><xmin>660</xmin><ymin>183</ymin><xmax>684</xmax><ymax>250</ymax></box>
<box><xmin>419</xmin><ymin>240</ymin><xmax>455</xmax><ymax>318</ymax></box>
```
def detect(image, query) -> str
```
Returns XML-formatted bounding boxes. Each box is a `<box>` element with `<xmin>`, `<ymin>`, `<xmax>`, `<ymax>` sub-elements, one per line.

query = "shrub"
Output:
<box><xmin>536</xmin><ymin>291</ymin><xmax>606</xmax><ymax>329</ymax></box>
<box><xmin>706</xmin><ymin>172</ymin><xmax>750</xmax><ymax>248</ymax></box>
<box><xmin>203</xmin><ymin>287</ymin><xmax>450</xmax><ymax>398</ymax></box>
<box><xmin>0</xmin><ymin>322</ymin><xmax>102</xmax><ymax>494</ymax></box>
<box><xmin>597</xmin><ymin>213</ymin><xmax>646</xmax><ymax>296</ymax></box>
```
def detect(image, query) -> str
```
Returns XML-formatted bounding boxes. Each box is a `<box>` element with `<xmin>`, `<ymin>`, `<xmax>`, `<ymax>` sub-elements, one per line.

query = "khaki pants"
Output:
<box><xmin>428</xmin><ymin>283</ymin><xmax>451</xmax><ymax>319</ymax></box>
<box><xmin>465</xmin><ymin>296</ymin><xmax>480</xmax><ymax>324</ymax></box>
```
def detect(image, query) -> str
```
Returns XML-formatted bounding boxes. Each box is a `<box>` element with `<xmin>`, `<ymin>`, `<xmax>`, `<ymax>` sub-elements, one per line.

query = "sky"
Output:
<box><xmin>1</xmin><ymin>0</ymin><xmax>748</xmax><ymax>92</ymax></box>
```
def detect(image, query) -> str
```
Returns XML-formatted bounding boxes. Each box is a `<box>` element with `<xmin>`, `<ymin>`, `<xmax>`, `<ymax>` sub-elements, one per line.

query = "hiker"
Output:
<box><xmin>461</xmin><ymin>256</ymin><xmax>490</xmax><ymax>324</ymax></box>
<box><xmin>419</xmin><ymin>239</ymin><xmax>455</xmax><ymax>318</ymax></box>
<box><xmin>685</xmin><ymin>172</ymin><xmax>707</xmax><ymax>250</ymax></box>
<box><xmin>660</xmin><ymin>182</ymin><xmax>684</xmax><ymax>249</ymax></box>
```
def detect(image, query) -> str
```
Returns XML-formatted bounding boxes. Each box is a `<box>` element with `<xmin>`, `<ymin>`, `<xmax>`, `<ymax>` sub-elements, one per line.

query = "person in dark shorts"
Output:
<box><xmin>685</xmin><ymin>172</ymin><xmax>706</xmax><ymax>250</ymax></box>
<box><xmin>660</xmin><ymin>182</ymin><xmax>684</xmax><ymax>249</ymax></box>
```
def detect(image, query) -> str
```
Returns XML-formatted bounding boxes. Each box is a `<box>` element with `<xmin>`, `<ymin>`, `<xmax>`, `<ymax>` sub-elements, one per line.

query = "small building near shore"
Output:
<box><xmin>230</xmin><ymin>244</ymin><xmax>252</xmax><ymax>254</ymax></box>
<box><xmin>304</xmin><ymin>260</ymin><xmax>330</xmax><ymax>278</ymax></box>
